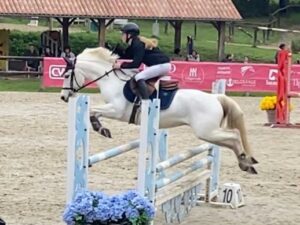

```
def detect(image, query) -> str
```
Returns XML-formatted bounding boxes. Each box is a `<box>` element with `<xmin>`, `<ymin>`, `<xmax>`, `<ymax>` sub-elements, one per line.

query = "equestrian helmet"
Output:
<box><xmin>121</xmin><ymin>23</ymin><xmax>140</xmax><ymax>36</ymax></box>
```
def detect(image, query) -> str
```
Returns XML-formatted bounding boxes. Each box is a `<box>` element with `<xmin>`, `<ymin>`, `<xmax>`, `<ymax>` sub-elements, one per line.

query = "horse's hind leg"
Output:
<box><xmin>196</xmin><ymin>127</ymin><xmax>257</xmax><ymax>174</ymax></box>
<box><xmin>90</xmin><ymin>114</ymin><xmax>112</xmax><ymax>138</ymax></box>
<box><xmin>89</xmin><ymin>104</ymin><xmax>118</xmax><ymax>138</ymax></box>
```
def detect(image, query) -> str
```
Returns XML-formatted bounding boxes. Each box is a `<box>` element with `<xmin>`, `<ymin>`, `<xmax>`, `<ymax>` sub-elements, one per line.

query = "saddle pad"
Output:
<box><xmin>123</xmin><ymin>81</ymin><xmax>177</xmax><ymax>110</ymax></box>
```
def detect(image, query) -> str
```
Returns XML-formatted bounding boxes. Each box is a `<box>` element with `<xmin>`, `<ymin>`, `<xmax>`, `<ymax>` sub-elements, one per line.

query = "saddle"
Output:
<box><xmin>124</xmin><ymin>76</ymin><xmax>179</xmax><ymax>124</ymax></box>
<box><xmin>129</xmin><ymin>76</ymin><xmax>179</xmax><ymax>97</ymax></box>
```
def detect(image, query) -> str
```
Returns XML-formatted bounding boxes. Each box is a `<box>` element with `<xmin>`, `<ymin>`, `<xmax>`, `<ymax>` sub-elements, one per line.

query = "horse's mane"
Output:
<box><xmin>77</xmin><ymin>47</ymin><xmax>119</xmax><ymax>64</ymax></box>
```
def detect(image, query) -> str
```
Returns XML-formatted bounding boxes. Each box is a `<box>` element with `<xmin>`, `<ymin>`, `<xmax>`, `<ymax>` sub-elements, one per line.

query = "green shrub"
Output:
<box><xmin>292</xmin><ymin>39</ymin><xmax>300</xmax><ymax>53</ymax></box>
<box><xmin>9</xmin><ymin>31</ymin><xmax>40</xmax><ymax>55</ymax></box>
<box><xmin>69</xmin><ymin>32</ymin><xmax>98</xmax><ymax>54</ymax></box>
<box><xmin>8</xmin><ymin>31</ymin><xmax>119</xmax><ymax>56</ymax></box>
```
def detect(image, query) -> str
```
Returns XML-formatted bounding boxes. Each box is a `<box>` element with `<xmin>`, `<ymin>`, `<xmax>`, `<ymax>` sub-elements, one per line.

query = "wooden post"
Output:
<box><xmin>253</xmin><ymin>28</ymin><xmax>258</xmax><ymax>48</ymax></box>
<box><xmin>57</xmin><ymin>17</ymin><xmax>75</xmax><ymax>49</ymax></box>
<box><xmin>267</xmin><ymin>24</ymin><xmax>271</xmax><ymax>40</ymax></box>
<box><xmin>62</xmin><ymin>18</ymin><xmax>70</xmax><ymax>48</ymax></box>
<box><xmin>48</xmin><ymin>18</ymin><xmax>53</xmax><ymax>31</ymax></box>
<box><xmin>98</xmin><ymin>19</ymin><xmax>106</xmax><ymax>47</ymax></box>
<box><xmin>194</xmin><ymin>22</ymin><xmax>197</xmax><ymax>40</ymax></box>
<box><xmin>174</xmin><ymin>21</ymin><xmax>183</xmax><ymax>53</ymax></box>
<box><xmin>217</xmin><ymin>21</ymin><xmax>225</xmax><ymax>62</ymax></box>
<box><xmin>277</xmin><ymin>15</ymin><xmax>281</xmax><ymax>27</ymax></box>
<box><xmin>228</xmin><ymin>23</ymin><xmax>235</xmax><ymax>41</ymax></box>
<box><xmin>164</xmin><ymin>21</ymin><xmax>168</xmax><ymax>34</ymax></box>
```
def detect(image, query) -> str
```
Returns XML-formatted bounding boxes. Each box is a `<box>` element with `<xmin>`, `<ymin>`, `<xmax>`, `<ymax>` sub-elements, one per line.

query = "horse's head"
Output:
<box><xmin>60</xmin><ymin>57</ymin><xmax>85</xmax><ymax>102</ymax></box>
<box><xmin>60</xmin><ymin>47</ymin><xmax>121</xmax><ymax>103</ymax></box>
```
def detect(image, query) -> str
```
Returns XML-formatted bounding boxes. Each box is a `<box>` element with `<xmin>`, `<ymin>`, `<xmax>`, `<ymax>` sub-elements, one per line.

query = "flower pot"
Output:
<box><xmin>266</xmin><ymin>110</ymin><xmax>276</xmax><ymax>124</ymax></box>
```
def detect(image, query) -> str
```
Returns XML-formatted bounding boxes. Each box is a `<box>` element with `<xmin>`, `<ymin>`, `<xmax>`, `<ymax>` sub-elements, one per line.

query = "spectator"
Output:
<box><xmin>187</xmin><ymin>50</ymin><xmax>200</xmax><ymax>61</ymax></box>
<box><xmin>61</xmin><ymin>45</ymin><xmax>75</xmax><ymax>59</ymax></box>
<box><xmin>174</xmin><ymin>48</ymin><xmax>181</xmax><ymax>56</ymax></box>
<box><xmin>172</xmin><ymin>48</ymin><xmax>183</xmax><ymax>60</ymax></box>
<box><xmin>297</xmin><ymin>59</ymin><xmax>300</xmax><ymax>64</ymax></box>
<box><xmin>222</xmin><ymin>53</ymin><xmax>234</xmax><ymax>62</ymax></box>
<box><xmin>186</xmin><ymin>36</ymin><xmax>193</xmax><ymax>55</ymax></box>
<box><xmin>42</xmin><ymin>46</ymin><xmax>54</xmax><ymax>57</ymax></box>
<box><xmin>24</xmin><ymin>44</ymin><xmax>39</xmax><ymax>71</ymax></box>
<box><xmin>244</xmin><ymin>56</ymin><xmax>249</xmax><ymax>64</ymax></box>
<box><xmin>275</xmin><ymin>43</ymin><xmax>286</xmax><ymax>64</ymax></box>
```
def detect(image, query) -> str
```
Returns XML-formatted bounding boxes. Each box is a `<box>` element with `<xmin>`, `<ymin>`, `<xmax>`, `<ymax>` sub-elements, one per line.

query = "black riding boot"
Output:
<box><xmin>136</xmin><ymin>79</ymin><xmax>149</xmax><ymax>100</ymax></box>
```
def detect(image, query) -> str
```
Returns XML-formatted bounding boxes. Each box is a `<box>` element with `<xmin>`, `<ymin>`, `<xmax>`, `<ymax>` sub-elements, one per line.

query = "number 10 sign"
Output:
<box><xmin>219</xmin><ymin>183</ymin><xmax>245</xmax><ymax>209</ymax></box>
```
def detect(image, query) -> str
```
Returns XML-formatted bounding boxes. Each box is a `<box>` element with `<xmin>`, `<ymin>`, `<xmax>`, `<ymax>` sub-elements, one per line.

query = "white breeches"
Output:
<box><xmin>135</xmin><ymin>63</ymin><xmax>171</xmax><ymax>81</ymax></box>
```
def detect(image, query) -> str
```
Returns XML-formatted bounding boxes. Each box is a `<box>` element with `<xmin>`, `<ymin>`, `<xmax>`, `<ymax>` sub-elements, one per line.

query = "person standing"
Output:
<box><xmin>60</xmin><ymin>45</ymin><xmax>75</xmax><ymax>59</ymax></box>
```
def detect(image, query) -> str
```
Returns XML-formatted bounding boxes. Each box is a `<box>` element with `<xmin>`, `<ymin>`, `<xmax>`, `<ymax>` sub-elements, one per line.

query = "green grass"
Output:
<box><xmin>0</xmin><ymin>79</ymin><xmax>42</xmax><ymax>92</ymax></box>
<box><xmin>0</xmin><ymin>79</ymin><xmax>99</xmax><ymax>93</ymax></box>
<box><xmin>0</xmin><ymin>78</ymin><xmax>272</xmax><ymax>96</ymax></box>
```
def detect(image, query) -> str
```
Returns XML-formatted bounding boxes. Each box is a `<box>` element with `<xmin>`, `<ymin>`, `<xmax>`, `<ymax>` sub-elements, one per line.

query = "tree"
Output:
<box><xmin>279</xmin><ymin>0</ymin><xmax>289</xmax><ymax>8</ymax></box>
<box><xmin>279</xmin><ymin>0</ymin><xmax>290</xmax><ymax>14</ymax></box>
<box><xmin>232</xmin><ymin>0</ymin><xmax>270</xmax><ymax>17</ymax></box>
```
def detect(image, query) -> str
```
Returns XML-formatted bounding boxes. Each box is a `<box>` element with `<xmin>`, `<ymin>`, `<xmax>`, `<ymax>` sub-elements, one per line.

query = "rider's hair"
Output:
<box><xmin>139</xmin><ymin>36</ymin><xmax>158</xmax><ymax>50</ymax></box>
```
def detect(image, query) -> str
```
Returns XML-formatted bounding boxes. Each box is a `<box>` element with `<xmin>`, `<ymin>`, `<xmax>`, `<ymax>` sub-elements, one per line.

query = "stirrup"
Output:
<box><xmin>129</xmin><ymin>98</ymin><xmax>141</xmax><ymax>124</ymax></box>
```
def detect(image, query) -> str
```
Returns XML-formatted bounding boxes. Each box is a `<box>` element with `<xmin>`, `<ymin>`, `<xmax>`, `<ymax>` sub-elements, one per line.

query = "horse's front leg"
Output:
<box><xmin>90</xmin><ymin>103</ymin><xmax>123</xmax><ymax>138</ymax></box>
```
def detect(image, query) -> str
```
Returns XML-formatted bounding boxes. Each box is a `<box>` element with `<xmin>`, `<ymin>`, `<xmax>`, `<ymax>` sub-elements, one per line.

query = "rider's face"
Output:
<box><xmin>121</xmin><ymin>33</ymin><xmax>127</xmax><ymax>43</ymax></box>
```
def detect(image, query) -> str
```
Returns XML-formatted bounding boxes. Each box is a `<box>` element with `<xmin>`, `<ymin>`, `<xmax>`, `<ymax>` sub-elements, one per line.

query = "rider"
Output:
<box><xmin>113</xmin><ymin>22</ymin><xmax>171</xmax><ymax>99</ymax></box>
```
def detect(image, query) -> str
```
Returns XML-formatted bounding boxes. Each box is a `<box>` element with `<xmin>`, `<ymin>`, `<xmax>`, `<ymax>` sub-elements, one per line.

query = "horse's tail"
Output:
<box><xmin>217</xmin><ymin>94</ymin><xmax>253</xmax><ymax>156</ymax></box>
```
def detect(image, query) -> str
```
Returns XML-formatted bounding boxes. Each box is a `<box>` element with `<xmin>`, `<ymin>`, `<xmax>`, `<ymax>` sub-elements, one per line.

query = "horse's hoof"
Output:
<box><xmin>100</xmin><ymin>127</ymin><xmax>112</xmax><ymax>138</ymax></box>
<box><xmin>248</xmin><ymin>166</ymin><xmax>258</xmax><ymax>174</ymax></box>
<box><xmin>250</xmin><ymin>157</ymin><xmax>259</xmax><ymax>164</ymax></box>
<box><xmin>239</xmin><ymin>163</ymin><xmax>258</xmax><ymax>175</ymax></box>
<box><xmin>238</xmin><ymin>153</ymin><xmax>258</xmax><ymax>165</ymax></box>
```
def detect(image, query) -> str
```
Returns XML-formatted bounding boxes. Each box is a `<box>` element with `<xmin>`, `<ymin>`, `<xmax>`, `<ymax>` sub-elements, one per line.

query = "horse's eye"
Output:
<box><xmin>64</xmin><ymin>74</ymin><xmax>70</xmax><ymax>79</ymax></box>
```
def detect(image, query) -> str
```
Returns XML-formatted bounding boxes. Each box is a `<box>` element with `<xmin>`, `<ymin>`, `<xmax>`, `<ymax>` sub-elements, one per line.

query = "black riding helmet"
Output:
<box><xmin>121</xmin><ymin>23</ymin><xmax>140</xmax><ymax>36</ymax></box>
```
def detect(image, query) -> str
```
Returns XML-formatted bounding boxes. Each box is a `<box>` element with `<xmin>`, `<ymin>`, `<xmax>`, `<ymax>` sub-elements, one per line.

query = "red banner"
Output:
<box><xmin>42</xmin><ymin>57</ymin><xmax>300</xmax><ymax>93</ymax></box>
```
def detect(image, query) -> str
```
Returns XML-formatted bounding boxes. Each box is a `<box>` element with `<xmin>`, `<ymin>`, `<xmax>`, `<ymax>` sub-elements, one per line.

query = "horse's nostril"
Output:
<box><xmin>61</xmin><ymin>96</ymin><xmax>65</xmax><ymax>101</ymax></box>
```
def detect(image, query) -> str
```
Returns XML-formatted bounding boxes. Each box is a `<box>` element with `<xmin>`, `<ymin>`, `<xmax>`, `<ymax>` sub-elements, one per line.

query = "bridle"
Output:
<box><xmin>62</xmin><ymin>67</ymin><xmax>114</xmax><ymax>93</ymax></box>
<box><xmin>62</xmin><ymin>58</ymin><xmax>132</xmax><ymax>93</ymax></box>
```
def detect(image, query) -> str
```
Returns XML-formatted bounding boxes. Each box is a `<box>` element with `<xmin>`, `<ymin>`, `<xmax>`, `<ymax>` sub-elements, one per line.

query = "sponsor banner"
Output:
<box><xmin>42</xmin><ymin>57</ymin><xmax>300</xmax><ymax>92</ymax></box>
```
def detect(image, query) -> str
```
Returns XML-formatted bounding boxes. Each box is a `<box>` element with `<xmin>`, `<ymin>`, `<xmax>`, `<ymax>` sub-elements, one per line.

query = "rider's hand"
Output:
<box><xmin>113</xmin><ymin>62</ymin><xmax>121</xmax><ymax>69</ymax></box>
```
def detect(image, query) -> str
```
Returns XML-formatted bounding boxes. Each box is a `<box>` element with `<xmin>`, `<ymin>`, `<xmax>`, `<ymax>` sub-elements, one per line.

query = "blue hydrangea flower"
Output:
<box><xmin>121</xmin><ymin>190</ymin><xmax>139</xmax><ymax>201</ymax></box>
<box><xmin>93</xmin><ymin>197</ymin><xmax>112</xmax><ymax>222</ymax></box>
<box><xmin>110</xmin><ymin>195</ymin><xmax>129</xmax><ymax>221</ymax></box>
<box><xmin>62</xmin><ymin>205</ymin><xmax>76</xmax><ymax>225</ymax></box>
<box><xmin>144</xmin><ymin>204</ymin><xmax>155</xmax><ymax>219</ymax></box>
<box><xmin>125</xmin><ymin>206</ymin><xmax>140</xmax><ymax>219</ymax></box>
<box><xmin>62</xmin><ymin>190</ymin><xmax>155</xmax><ymax>225</ymax></box>
<box><xmin>63</xmin><ymin>191</ymin><xmax>94</xmax><ymax>224</ymax></box>
<box><xmin>131</xmin><ymin>197</ymin><xmax>147</xmax><ymax>209</ymax></box>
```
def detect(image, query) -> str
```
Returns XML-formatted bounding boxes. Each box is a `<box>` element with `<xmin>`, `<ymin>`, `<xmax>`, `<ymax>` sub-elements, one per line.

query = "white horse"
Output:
<box><xmin>60</xmin><ymin>47</ymin><xmax>258</xmax><ymax>174</ymax></box>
